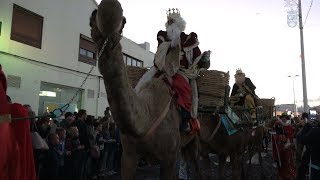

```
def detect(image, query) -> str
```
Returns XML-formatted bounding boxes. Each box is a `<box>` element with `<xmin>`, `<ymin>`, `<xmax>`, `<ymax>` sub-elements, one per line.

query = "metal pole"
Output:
<box><xmin>298</xmin><ymin>0</ymin><xmax>309</xmax><ymax>112</ymax></box>
<box><xmin>288</xmin><ymin>75</ymin><xmax>298</xmax><ymax>116</ymax></box>
<box><xmin>293</xmin><ymin>78</ymin><xmax>297</xmax><ymax>116</ymax></box>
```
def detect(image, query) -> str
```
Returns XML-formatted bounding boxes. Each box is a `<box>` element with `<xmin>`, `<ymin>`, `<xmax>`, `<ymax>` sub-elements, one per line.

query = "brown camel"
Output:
<box><xmin>246</xmin><ymin>125</ymin><xmax>268</xmax><ymax>179</ymax></box>
<box><xmin>89</xmin><ymin>0</ymin><xmax>200</xmax><ymax>179</ymax></box>
<box><xmin>199</xmin><ymin>112</ymin><xmax>252</xmax><ymax>180</ymax></box>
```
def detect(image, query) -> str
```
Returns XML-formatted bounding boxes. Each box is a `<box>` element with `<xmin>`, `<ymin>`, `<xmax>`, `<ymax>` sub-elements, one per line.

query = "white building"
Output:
<box><xmin>0</xmin><ymin>0</ymin><xmax>154</xmax><ymax>117</ymax></box>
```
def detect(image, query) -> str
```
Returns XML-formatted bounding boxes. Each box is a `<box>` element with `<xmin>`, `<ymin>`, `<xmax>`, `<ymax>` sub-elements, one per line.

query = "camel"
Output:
<box><xmin>89</xmin><ymin>0</ymin><xmax>200</xmax><ymax>179</ymax></box>
<box><xmin>198</xmin><ymin>112</ymin><xmax>251</xmax><ymax>180</ymax></box>
<box><xmin>198</xmin><ymin>108</ymin><xmax>268</xmax><ymax>180</ymax></box>
<box><xmin>246</xmin><ymin>125</ymin><xmax>268</xmax><ymax>179</ymax></box>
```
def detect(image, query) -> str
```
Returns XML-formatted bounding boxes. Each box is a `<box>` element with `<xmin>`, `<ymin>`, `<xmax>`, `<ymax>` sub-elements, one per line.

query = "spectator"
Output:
<box><xmin>106</xmin><ymin>121</ymin><xmax>117</xmax><ymax>175</ymax></box>
<box><xmin>56</xmin><ymin>127</ymin><xmax>66</xmax><ymax>179</ymax></box>
<box><xmin>113</xmin><ymin>123</ymin><xmax>122</xmax><ymax>173</ymax></box>
<box><xmin>71</xmin><ymin>109</ymin><xmax>89</xmax><ymax>148</ymax></box>
<box><xmin>37</xmin><ymin>115</ymin><xmax>51</xmax><ymax>139</ymax></box>
<box><xmin>294</xmin><ymin>113</ymin><xmax>308</xmax><ymax>179</ymax></box>
<box><xmin>65</xmin><ymin>126</ymin><xmax>85</xmax><ymax>180</ymax></box>
<box><xmin>60</xmin><ymin>112</ymin><xmax>75</xmax><ymax>129</ymax></box>
<box><xmin>297</xmin><ymin>113</ymin><xmax>319</xmax><ymax>180</ymax></box>
<box><xmin>299</xmin><ymin>120</ymin><xmax>320</xmax><ymax>180</ymax></box>
<box><xmin>40</xmin><ymin>133</ymin><xmax>61</xmax><ymax>180</ymax></box>
<box><xmin>93</xmin><ymin>122</ymin><xmax>105</xmax><ymax>177</ymax></box>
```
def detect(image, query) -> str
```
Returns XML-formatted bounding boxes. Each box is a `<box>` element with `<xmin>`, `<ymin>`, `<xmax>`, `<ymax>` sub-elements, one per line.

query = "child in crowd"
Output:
<box><xmin>40</xmin><ymin>133</ymin><xmax>62</xmax><ymax>180</ymax></box>
<box><xmin>65</xmin><ymin>126</ymin><xmax>85</xmax><ymax>180</ymax></box>
<box><xmin>56</xmin><ymin>128</ymin><xmax>66</xmax><ymax>179</ymax></box>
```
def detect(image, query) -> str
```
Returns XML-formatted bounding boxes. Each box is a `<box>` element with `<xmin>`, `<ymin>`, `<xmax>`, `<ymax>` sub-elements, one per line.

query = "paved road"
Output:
<box><xmin>104</xmin><ymin>147</ymin><xmax>277</xmax><ymax>180</ymax></box>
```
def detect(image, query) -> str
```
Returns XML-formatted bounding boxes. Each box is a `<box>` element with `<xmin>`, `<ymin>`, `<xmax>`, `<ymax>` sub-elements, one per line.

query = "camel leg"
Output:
<box><xmin>258</xmin><ymin>149</ymin><xmax>265</xmax><ymax>180</ymax></box>
<box><xmin>240</xmin><ymin>155</ymin><xmax>246</xmax><ymax>180</ymax></box>
<box><xmin>190</xmin><ymin>154</ymin><xmax>202</xmax><ymax>180</ymax></box>
<box><xmin>201</xmin><ymin>154</ymin><xmax>214</xmax><ymax>179</ymax></box>
<box><xmin>121</xmin><ymin>151</ymin><xmax>139</xmax><ymax>180</ymax></box>
<box><xmin>246</xmin><ymin>149</ymin><xmax>252</xmax><ymax>179</ymax></box>
<box><xmin>230</xmin><ymin>154</ymin><xmax>241</xmax><ymax>180</ymax></box>
<box><xmin>188</xmin><ymin>137</ymin><xmax>202</xmax><ymax>180</ymax></box>
<box><xmin>160</xmin><ymin>153</ymin><xmax>177</xmax><ymax>180</ymax></box>
<box><xmin>218</xmin><ymin>154</ymin><xmax>227</xmax><ymax>180</ymax></box>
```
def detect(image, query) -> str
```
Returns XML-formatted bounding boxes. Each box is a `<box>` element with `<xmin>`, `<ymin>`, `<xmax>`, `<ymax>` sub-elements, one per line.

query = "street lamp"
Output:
<box><xmin>284</xmin><ymin>0</ymin><xmax>309</xmax><ymax>112</ymax></box>
<box><xmin>288</xmin><ymin>75</ymin><xmax>299</xmax><ymax>116</ymax></box>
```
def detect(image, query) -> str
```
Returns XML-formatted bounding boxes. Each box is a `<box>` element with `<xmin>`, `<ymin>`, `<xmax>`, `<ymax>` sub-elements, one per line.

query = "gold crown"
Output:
<box><xmin>167</xmin><ymin>8</ymin><xmax>180</xmax><ymax>17</ymax></box>
<box><xmin>235</xmin><ymin>68</ymin><xmax>244</xmax><ymax>75</ymax></box>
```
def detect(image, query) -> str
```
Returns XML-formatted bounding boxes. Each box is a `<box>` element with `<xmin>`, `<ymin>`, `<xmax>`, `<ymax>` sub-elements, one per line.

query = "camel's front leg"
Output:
<box><xmin>230</xmin><ymin>154</ymin><xmax>241</xmax><ymax>180</ymax></box>
<box><xmin>218</xmin><ymin>154</ymin><xmax>227</xmax><ymax>180</ymax></box>
<box><xmin>160</xmin><ymin>152</ymin><xmax>178</xmax><ymax>180</ymax></box>
<box><xmin>121</xmin><ymin>150</ymin><xmax>139</xmax><ymax>180</ymax></box>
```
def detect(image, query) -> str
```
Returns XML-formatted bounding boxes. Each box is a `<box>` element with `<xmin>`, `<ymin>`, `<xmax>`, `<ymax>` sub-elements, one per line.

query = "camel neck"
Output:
<box><xmin>99</xmin><ymin>43</ymin><xmax>145</xmax><ymax>137</ymax></box>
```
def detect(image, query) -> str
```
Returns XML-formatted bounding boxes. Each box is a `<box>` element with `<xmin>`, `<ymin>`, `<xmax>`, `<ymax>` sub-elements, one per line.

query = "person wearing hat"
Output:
<box><xmin>271</xmin><ymin>113</ymin><xmax>296</xmax><ymax>179</ymax></box>
<box><xmin>230</xmin><ymin>69</ymin><xmax>258</xmax><ymax>120</ymax></box>
<box><xmin>135</xmin><ymin>8</ymin><xmax>210</xmax><ymax>133</ymax></box>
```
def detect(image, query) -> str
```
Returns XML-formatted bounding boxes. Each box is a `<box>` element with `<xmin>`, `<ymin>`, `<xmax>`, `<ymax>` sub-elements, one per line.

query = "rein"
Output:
<box><xmin>141</xmin><ymin>96</ymin><xmax>173</xmax><ymax>142</ymax></box>
<box><xmin>202</xmin><ymin>114</ymin><xmax>222</xmax><ymax>143</ymax></box>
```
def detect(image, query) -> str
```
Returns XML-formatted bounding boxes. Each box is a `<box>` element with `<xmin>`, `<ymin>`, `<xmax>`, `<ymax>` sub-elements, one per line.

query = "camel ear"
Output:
<box><xmin>119</xmin><ymin>16</ymin><xmax>126</xmax><ymax>34</ymax></box>
<box><xmin>89</xmin><ymin>9</ymin><xmax>98</xmax><ymax>28</ymax></box>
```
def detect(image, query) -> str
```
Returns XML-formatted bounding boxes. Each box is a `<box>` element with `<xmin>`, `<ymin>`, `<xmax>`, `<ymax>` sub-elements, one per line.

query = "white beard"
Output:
<box><xmin>166</xmin><ymin>23</ymin><xmax>182</xmax><ymax>47</ymax></box>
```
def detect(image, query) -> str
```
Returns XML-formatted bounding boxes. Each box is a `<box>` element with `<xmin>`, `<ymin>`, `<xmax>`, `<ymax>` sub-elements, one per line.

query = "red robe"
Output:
<box><xmin>156</xmin><ymin>30</ymin><xmax>201</xmax><ymax>112</ymax></box>
<box><xmin>0</xmin><ymin>64</ymin><xmax>36</xmax><ymax>180</ymax></box>
<box><xmin>272</xmin><ymin>121</ymin><xmax>296</xmax><ymax>179</ymax></box>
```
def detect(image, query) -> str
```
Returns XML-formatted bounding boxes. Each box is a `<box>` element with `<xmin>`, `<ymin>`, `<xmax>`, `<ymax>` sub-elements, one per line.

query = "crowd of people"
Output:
<box><xmin>29</xmin><ymin>107</ymin><xmax>122</xmax><ymax>180</ymax></box>
<box><xmin>271</xmin><ymin>112</ymin><xmax>320</xmax><ymax>180</ymax></box>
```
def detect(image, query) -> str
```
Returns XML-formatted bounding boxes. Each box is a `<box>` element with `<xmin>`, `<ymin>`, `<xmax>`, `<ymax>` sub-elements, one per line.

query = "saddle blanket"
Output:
<box><xmin>226</xmin><ymin>106</ymin><xmax>240</xmax><ymax>124</ymax></box>
<box><xmin>219</xmin><ymin>114</ymin><xmax>238</xmax><ymax>136</ymax></box>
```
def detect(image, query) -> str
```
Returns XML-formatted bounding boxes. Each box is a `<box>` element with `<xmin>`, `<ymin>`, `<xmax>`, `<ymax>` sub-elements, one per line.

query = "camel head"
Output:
<box><xmin>90</xmin><ymin>0</ymin><xmax>126</xmax><ymax>40</ymax></box>
<box><xmin>89</xmin><ymin>0</ymin><xmax>126</xmax><ymax>75</ymax></box>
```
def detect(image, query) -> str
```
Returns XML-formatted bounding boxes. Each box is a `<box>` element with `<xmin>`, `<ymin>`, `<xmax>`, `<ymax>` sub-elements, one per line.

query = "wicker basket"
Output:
<box><xmin>197</xmin><ymin>70</ymin><xmax>230</xmax><ymax>107</ymax></box>
<box><xmin>126</xmin><ymin>66</ymin><xmax>148</xmax><ymax>88</ymax></box>
<box><xmin>125</xmin><ymin>67</ymin><xmax>230</xmax><ymax>107</ymax></box>
<box><xmin>259</xmin><ymin>98</ymin><xmax>275</xmax><ymax>107</ymax></box>
<box><xmin>258</xmin><ymin>98</ymin><xmax>275</xmax><ymax>119</ymax></box>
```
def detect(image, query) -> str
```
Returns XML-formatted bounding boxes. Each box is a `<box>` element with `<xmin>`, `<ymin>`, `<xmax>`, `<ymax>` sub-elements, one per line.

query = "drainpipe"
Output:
<box><xmin>95</xmin><ymin>76</ymin><xmax>101</xmax><ymax>118</ymax></box>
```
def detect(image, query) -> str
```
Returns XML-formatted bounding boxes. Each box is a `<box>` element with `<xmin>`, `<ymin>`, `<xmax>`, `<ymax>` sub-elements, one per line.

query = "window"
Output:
<box><xmin>38</xmin><ymin>82</ymin><xmax>83</xmax><ymax>116</ymax></box>
<box><xmin>11</xmin><ymin>4</ymin><xmax>43</xmax><ymax>48</ymax></box>
<box><xmin>126</xmin><ymin>57</ymin><xmax>132</xmax><ymax>66</ymax></box>
<box><xmin>79</xmin><ymin>34</ymin><xmax>97</xmax><ymax>65</ymax></box>
<box><xmin>123</xmin><ymin>53</ymin><xmax>144</xmax><ymax>67</ymax></box>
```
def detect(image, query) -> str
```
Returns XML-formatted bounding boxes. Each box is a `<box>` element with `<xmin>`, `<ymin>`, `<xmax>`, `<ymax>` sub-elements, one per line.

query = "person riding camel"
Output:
<box><xmin>135</xmin><ymin>8</ymin><xmax>210</xmax><ymax>133</ymax></box>
<box><xmin>230</xmin><ymin>69</ymin><xmax>258</xmax><ymax>120</ymax></box>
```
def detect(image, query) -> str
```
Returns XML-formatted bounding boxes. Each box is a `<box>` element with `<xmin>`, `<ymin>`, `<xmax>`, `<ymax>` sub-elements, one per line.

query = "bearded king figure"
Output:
<box><xmin>135</xmin><ymin>8</ymin><xmax>210</xmax><ymax>133</ymax></box>
<box><xmin>230</xmin><ymin>69</ymin><xmax>258</xmax><ymax>120</ymax></box>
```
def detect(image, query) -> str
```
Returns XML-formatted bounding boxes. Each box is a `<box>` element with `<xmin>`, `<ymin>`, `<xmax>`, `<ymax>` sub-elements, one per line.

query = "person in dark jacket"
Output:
<box><xmin>40</xmin><ymin>133</ymin><xmax>62</xmax><ymax>180</ymax></box>
<box><xmin>230</xmin><ymin>69</ymin><xmax>258</xmax><ymax>120</ymax></box>
<box><xmin>297</xmin><ymin>114</ymin><xmax>320</xmax><ymax>180</ymax></box>
<box><xmin>295</xmin><ymin>112</ymin><xmax>310</xmax><ymax>180</ymax></box>
<box><xmin>71</xmin><ymin>109</ymin><xmax>88</xmax><ymax>148</ymax></box>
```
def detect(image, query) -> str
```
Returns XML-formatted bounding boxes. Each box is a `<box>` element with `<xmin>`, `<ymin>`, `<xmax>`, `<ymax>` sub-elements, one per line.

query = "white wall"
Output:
<box><xmin>0</xmin><ymin>53</ymin><xmax>104</xmax><ymax>116</ymax></box>
<box><xmin>121</xmin><ymin>37</ymin><xmax>154</xmax><ymax>68</ymax></box>
<box><xmin>0</xmin><ymin>0</ymin><xmax>100</xmax><ymax>75</ymax></box>
<box><xmin>0</xmin><ymin>0</ymin><xmax>154</xmax><ymax>117</ymax></box>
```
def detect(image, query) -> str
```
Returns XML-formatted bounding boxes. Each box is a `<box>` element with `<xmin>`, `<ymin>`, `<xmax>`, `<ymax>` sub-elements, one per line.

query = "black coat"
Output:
<box><xmin>298</xmin><ymin>123</ymin><xmax>320</xmax><ymax>166</ymax></box>
<box><xmin>71</xmin><ymin>120</ymin><xmax>89</xmax><ymax>148</ymax></box>
<box><xmin>40</xmin><ymin>146</ymin><xmax>62</xmax><ymax>180</ymax></box>
<box><xmin>231</xmin><ymin>77</ymin><xmax>256</xmax><ymax>97</ymax></box>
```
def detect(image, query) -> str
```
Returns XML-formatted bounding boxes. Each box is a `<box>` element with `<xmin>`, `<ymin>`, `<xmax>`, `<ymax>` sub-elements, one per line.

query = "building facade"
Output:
<box><xmin>0</xmin><ymin>0</ymin><xmax>154</xmax><ymax>117</ymax></box>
